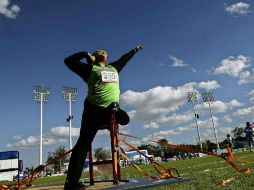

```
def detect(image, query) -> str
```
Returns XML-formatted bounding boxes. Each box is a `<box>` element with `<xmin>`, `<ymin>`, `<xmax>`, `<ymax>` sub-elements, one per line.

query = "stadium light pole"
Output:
<box><xmin>186</xmin><ymin>92</ymin><xmax>203</xmax><ymax>151</ymax></box>
<box><xmin>33</xmin><ymin>85</ymin><xmax>50</xmax><ymax>165</ymax></box>
<box><xmin>202</xmin><ymin>91</ymin><xmax>220</xmax><ymax>150</ymax></box>
<box><xmin>63</xmin><ymin>87</ymin><xmax>77</xmax><ymax>150</ymax></box>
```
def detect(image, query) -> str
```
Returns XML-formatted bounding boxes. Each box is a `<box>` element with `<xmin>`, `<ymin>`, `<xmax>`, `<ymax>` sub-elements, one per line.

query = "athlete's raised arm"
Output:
<box><xmin>110</xmin><ymin>46</ymin><xmax>143</xmax><ymax>72</ymax></box>
<box><xmin>64</xmin><ymin>51</ymin><xmax>94</xmax><ymax>82</ymax></box>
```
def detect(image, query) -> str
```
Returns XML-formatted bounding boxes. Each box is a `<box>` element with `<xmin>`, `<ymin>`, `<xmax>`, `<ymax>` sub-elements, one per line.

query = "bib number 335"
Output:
<box><xmin>101</xmin><ymin>71</ymin><xmax>118</xmax><ymax>83</ymax></box>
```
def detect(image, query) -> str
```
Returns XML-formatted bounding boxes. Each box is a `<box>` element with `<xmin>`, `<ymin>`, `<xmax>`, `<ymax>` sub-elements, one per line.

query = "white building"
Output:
<box><xmin>125</xmin><ymin>150</ymin><xmax>153</xmax><ymax>165</ymax></box>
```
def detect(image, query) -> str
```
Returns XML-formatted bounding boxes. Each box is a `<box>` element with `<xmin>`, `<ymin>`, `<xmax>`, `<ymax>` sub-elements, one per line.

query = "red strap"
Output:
<box><xmin>4</xmin><ymin>149</ymin><xmax>73</xmax><ymax>189</ymax></box>
<box><xmin>119</xmin><ymin>146</ymin><xmax>159</xmax><ymax>179</ymax></box>
<box><xmin>119</xmin><ymin>133</ymin><xmax>219</xmax><ymax>157</ymax></box>
<box><xmin>118</xmin><ymin>137</ymin><xmax>167</xmax><ymax>172</ymax></box>
<box><xmin>119</xmin><ymin>138</ymin><xmax>173</xmax><ymax>178</ymax></box>
<box><xmin>119</xmin><ymin>133</ymin><xmax>253</xmax><ymax>175</ymax></box>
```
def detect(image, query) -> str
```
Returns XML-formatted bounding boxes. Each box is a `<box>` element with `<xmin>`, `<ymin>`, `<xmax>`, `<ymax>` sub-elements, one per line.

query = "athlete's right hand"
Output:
<box><xmin>90</xmin><ymin>55</ymin><xmax>95</xmax><ymax>62</ymax></box>
<box><xmin>86</xmin><ymin>52</ymin><xmax>95</xmax><ymax>64</ymax></box>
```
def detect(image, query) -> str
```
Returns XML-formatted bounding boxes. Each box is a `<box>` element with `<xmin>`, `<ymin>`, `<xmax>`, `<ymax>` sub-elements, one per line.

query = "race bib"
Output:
<box><xmin>101</xmin><ymin>71</ymin><xmax>118</xmax><ymax>83</ymax></box>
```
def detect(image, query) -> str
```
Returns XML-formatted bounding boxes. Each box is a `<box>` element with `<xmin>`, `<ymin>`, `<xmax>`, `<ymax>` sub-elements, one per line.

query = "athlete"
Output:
<box><xmin>226</xmin><ymin>134</ymin><xmax>234</xmax><ymax>149</ymax></box>
<box><xmin>64</xmin><ymin>46</ymin><xmax>143</xmax><ymax>190</ymax></box>
<box><xmin>244</xmin><ymin>122</ymin><xmax>254</xmax><ymax>152</ymax></box>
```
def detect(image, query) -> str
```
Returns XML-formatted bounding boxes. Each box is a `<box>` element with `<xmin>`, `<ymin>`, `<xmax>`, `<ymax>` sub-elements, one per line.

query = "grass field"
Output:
<box><xmin>13</xmin><ymin>151</ymin><xmax>254</xmax><ymax>189</ymax></box>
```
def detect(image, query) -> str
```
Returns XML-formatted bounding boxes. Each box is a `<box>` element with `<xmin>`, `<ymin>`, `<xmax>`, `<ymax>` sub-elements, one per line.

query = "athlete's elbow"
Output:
<box><xmin>64</xmin><ymin>57</ymin><xmax>71</xmax><ymax>66</ymax></box>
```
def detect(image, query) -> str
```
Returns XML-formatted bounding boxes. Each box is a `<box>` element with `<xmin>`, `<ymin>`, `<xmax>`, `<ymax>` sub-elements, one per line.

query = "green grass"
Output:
<box><xmin>6</xmin><ymin>151</ymin><xmax>254</xmax><ymax>189</ymax></box>
<box><xmin>144</xmin><ymin>151</ymin><xmax>254</xmax><ymax>190</ymax></box>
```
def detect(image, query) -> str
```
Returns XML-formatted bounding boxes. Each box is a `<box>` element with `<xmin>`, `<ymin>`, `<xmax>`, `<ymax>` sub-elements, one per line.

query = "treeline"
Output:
<box><xmin>26</xmin><ymin>127</ymin><xmax>244</xmax><ymax>174</ymax></box>
<box><xmin>137</xmin><ymin>138</ymin><xmax>231</xmax><ymax>158</ymax></box>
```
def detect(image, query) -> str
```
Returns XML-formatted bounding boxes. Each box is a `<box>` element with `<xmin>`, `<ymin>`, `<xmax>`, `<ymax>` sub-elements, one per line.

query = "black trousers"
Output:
<box><xmin>64</xmin><ymin>99</ymin><xmax>129</xmax><ymax>189</ymax></box>
<box><xmin>247</xmin><ymin>137</ymin><xmax>253</xmax><ymax>150</ymax></box>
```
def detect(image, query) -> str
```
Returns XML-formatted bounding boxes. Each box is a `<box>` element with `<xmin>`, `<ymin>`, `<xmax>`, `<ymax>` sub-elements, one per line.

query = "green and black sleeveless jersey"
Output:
<box><xmin>64</xmin><ymin>49</ymin><xmax>136</xmax><ymax>107</ymax></box>
<box><xmin>87</xmin><ymin>65</ymin><xmax>119</xmax><ymax>107</ymax></box>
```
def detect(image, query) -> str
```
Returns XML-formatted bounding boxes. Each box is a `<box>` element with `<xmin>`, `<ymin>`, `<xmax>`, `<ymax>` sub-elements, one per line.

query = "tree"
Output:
<box><xmin>138</xmin><ymin>144</ymin><xmax>159</xmax><ymax>156</ymax></box>
<box><xmin>201</xmin><ymin>142</ymin><xmax>208</xmax><ymax>151</ymax></box>
<box><xmin>94</xmin><ymin>147</ymin><xmax>111</xmax><ymax>161</ymax></box>
<box><xmin>204</xmin><ymin>140</ymin><xmax>217</xmax><ymax>152</ymax></box>
<box><xmin>46</xmin><ymin>146</ymin><xmax>69</xmax><ymax>173</ymax></box>
<box><xmin>219</xmin><ymin>139</ymin><xmax>229</xmax><ymax>149</ymax></box>
<box><xmin>24</xmin><ymin>166</ymin><xmax>33</xmax><ymax>176</ymax></box>
<box><xmin>157</xmin><ymin>139</ymin><xmax>168</xmax><ymax>145</ymax></box>
<box><xmin>232</xmin><ymin>127</ymin><xmax>244</xmax><ymax>138</ymax></box>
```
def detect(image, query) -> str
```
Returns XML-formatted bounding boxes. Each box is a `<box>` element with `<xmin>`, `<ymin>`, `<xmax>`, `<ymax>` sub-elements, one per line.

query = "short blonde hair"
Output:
<box><xmin>92</xmin><ymin>50</ymin><xmax>108</xmax><ymax>57</ymax></box>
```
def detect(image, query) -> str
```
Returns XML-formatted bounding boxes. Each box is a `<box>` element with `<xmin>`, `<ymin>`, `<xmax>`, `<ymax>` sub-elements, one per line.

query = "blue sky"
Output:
<box><xmin>1</xmin><ymin>0</ymin><xmax>254</xmax><ymax>167</ymax></box>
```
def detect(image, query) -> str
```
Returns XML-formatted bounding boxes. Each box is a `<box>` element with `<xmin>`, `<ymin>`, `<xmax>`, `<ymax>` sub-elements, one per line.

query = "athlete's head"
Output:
<box><xmin>92</xmin><ymin>49</ymin><xmax>108</xmax><ymax>63</ymax></box>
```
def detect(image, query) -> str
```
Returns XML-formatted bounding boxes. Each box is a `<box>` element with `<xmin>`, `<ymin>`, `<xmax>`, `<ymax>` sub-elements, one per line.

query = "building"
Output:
<box><xmin>125</xmin><ymin>150</ymin><xmax>153</xmax><ymax>165</ymax></box>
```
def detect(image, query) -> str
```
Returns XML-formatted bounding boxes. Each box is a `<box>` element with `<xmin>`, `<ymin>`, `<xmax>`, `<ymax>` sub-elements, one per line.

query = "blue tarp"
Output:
<box><xmin>126</xmin><ymin>150</ymin><xmax>148</xmax><ymax>158</ymax></box>
<box><xmin>0</xmin><ymin>151</ymin><xmax>19</xmax><ymax>160</ymax></box>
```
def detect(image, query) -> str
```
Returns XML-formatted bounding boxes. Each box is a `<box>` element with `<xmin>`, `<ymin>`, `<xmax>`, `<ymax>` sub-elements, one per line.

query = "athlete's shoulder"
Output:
<box><xmin>106</xmin><ymin>64</ymin><xmax>118</xmax><ymax>71</ymax></box>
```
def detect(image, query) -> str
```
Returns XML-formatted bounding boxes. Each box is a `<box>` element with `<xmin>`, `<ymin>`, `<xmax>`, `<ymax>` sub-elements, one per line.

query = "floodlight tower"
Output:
<box><xmin>63</xmin><ymin>87</ymin><xmax>77</xmax><ymax>150</ymax></box>
<box><xmin>202</xmin><ymin>91</ymin><xmax>220</xmax><ymax>150</ymax></box>
<box><xmin>33</xmin><ymin>85</ymin><xmax>50</xmax><ymax>165</ymax></box>
<box><xmin>186</xmin><ymin>92</ymin><xmax>203</xmax><ymax>151</ymax></box>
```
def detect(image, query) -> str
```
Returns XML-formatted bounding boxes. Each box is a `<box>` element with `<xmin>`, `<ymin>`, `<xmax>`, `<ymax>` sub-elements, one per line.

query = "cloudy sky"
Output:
<box><xmin>1</xmin><ymin>0</ymin><xmax>254</xmax><ymax>167</ymax></box>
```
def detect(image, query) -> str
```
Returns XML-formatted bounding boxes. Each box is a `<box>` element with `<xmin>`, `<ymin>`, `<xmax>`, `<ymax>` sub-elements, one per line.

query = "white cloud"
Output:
<box><xmin>97</xmin><ymin>130</ymin><xmax>110</xmax><ymax>136</ymax></box>
<box><xmin>123</xmin><ymin>117</ymin><xmax>224</xmax><ymax>146</ymax></box>
<box><xmin>173</xmin><ymin>117</ymin><xmax>219</xmax><ymax>143</ymax></box>
<box><xmin>198</xmin><ymin>117</ymin><xmax>219</xmax><ymax>130</ymax></box>
<box><xmin>232</xmin><ymin>106</ymin><xmax>254</xmax><ymax>118</ymax></box>
<box><xmin>238</xmin><ymin>69</ymin><xmax>254</xmax><ymax>84</ymax></box>
<box><xmin>223</xmin><ymin>115</ymin><xmax>233</xmax><ymax>123</ymax></box>
<box><xmin>159</xmin><ymin>113</ymin><xmax>193</xmax><ymax>126</ymax></box>
<box><xmin>248</xmin><ymin>89</ymin><xmax>254</xmax><ymax>102</ymax></box>
<box><xmin>222</xmin><ymin>105</ymin><xmax>254</xmax><ymax>124</ymax></box>
<box><xmin>225</xmin><ymin>2</ymin><xmax>252</xmax><ymax>15</ymax></box>
<box><xmin>6</xmin><ymin>136</ymin><xmax>40</xmax><ymax>149</ymax></box>
<box><xmin>143</xmin><ymin>122</ymin><xmax>159</xmax><ymax>129</ymax></box>
<box><xmin>228</xmin><ymin>99</ymin><xmax>245</xmax><ymax>107</ymax></box>
<box><xmin>198</xmin><ymin>80</ymin><xmax>221</xmax><ymax>90</ymax></box>
<box><xmin>125</xmin><ymin>140</ymin><xmax>149</xmax><ymax>149</ymax></box>
<box><xmin>213</xmin><ymin>55</ymin><xmax>250</xmax><ymax>77</ymax></box>
<box><xmin>147</xmin><ymin>125</ymin><xmax>195</xmax><ymax>142</ymax></box>
<box><xmin>6</xmin><ymin>126</ymin><xmax>111</xmax><ymax>149</ymax></box>
<box><xmin>170</xmin><ymin>56</ymin><xmax>187</xmax><ymax>67</ymax></box>
<box><xmin>121</xmin><ymin>83</ymin><xmax>197</xmax><ymax>122</ymax></box>
<box><xmin>0</xmin><ymin>0</ymin><xmax>20</xmax><ymax>19</ymax></box>
<box><xmin>43</xmin><ymin>137</ymin><xmax>59</xmax><ymax>146</ymax></box>
<box><xmin>50</xmin><ymin>126</ymin><xmax>80</xmax><ymax>138</ymax></box>
<box><xmin>216</xmin><ymin>127</ymin><xmax>234</xmax><ymax>141</ymax></box>
<box><xmin>196</xmin><ymin>100</ymin><xmax>244</xmax><ymax>114</ymax></box>
<box><xmin>6</xmin><ymin>134</ymin><xmax>66</xmax><ymax>149</ymax></box>
<box><xmin>249</xmin><ymin>90</ymin><xmax>254</xmax><ymax>96</ymax></box>
<box><xmin>202</xmin><ymin>127</ymin><xmax>232</xmax><ymax>142</ymax></box>
<box><xmin>51</xmin><ymin>126</ymin><xmax>109</xmax><ymax>138</ymax></box>
<box><xmin>122</xmin><ymin>83</ymin><xmax>197</xmax><ymax>111</ymax></box>
<box><xmin>121</xmin><ymin>82</ymin><xmax>244</xmax><ymax>130</ymax></box>
<box><xmin>142</xmin><ymin>112</ymin><xmax>193</xmax><ymax>129</ymax></box>
<box><xmin>192</xmin><ymin>68</ymin><xmax>197</xmax><ymax>73</ymax></box>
